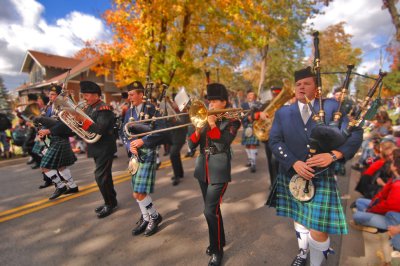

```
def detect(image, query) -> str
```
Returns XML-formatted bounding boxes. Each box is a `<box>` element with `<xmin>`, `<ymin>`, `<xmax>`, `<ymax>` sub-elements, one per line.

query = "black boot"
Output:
<box><xmin>132</xmin><ymin>215</ymin><xmax>149</xmax><ymax>235</ymax></box>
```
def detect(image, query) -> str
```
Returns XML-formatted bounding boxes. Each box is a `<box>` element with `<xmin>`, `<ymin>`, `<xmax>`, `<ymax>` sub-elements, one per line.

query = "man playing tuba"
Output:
<box><xmin>79</xmin><ymin>81</ymin><xmax>118</xmax><ymax>219</ymax></box>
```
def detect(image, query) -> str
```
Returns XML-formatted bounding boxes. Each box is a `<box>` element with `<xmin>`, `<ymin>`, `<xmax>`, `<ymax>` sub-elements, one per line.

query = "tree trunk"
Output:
<box><xmin>257</xmin><ymin>44</ymin><xmax>269</xmax><ymax>97</ymax></box>
<box><xmin>384</xmin><ymin>0</ymin><xmax>400</xmax><ymax>42</ymax></box>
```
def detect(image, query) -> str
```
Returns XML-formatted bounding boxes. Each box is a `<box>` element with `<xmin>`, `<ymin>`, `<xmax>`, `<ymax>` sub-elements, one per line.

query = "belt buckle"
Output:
<box><xmin>206</xmin><ymin>146</ymin><xmax>218</xmax><ymax>155</ymax></box>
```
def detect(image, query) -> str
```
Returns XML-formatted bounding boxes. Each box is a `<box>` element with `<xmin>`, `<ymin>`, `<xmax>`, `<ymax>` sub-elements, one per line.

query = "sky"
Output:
<box><xmin>0</xmin><ymin>0</ymin><xmax>398</xmax><ymax>91</ymax></box>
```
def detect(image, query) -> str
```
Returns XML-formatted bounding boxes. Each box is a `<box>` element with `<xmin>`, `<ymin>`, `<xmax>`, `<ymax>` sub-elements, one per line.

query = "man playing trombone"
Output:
<box><xmin>125</xmin><ymin>81</ymin><xmax>166</xmax><ymax>237</ymax></box>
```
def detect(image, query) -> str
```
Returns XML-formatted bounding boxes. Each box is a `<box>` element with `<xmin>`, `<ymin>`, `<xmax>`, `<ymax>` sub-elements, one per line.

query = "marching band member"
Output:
<box><xmin>126</xmin><ymin>81</ymin><xmax>166</xmax><ymax>237</ymax></box>
<box><xmin>166</xmin><ymin>94</ymin><xmax>189</xmax><ymax>186</ymax></box>
<box><xmin>241</xmin><ymin>90</ymin><xmax>261</xmax><ymax>173</ymax></box>
<box><xmin>268</xmin><ymin>67</ymin><xmax>362</xmax><ymax>266</ymax></box>
<box><xmin>79</xmin><ymin>81</ymin><xmax>118</xmax><ymax>218</ymax></box>
<box><xmin>188</xmin><ymin>83</ymin><xmax>241</xmax><ymax>266</ymax></box>
<box><xmin>35</xmin><ymin>85</ymin><xmax>79</xmax><ymax>200</ymax></box>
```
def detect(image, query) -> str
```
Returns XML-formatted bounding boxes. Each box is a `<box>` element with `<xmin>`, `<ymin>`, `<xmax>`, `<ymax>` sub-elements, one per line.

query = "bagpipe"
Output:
<box><xmin>289</xmin><ymin>31</ymin><xmax>387</xmax><ymax>202</ymax></box>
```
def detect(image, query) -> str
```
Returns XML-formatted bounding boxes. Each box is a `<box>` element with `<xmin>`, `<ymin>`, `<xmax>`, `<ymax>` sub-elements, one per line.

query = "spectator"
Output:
<box><xmin>351</xmin><ymin>149</ymin><xmax>400</xmax><ymax>233</ymax></box>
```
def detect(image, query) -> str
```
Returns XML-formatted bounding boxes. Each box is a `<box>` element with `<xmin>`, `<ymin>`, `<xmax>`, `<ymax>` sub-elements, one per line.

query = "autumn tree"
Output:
<box><xmin>74</xmin><ymin>41</ymin><xmax>99</xmax><ymax>60</ymax></box>
<box><xmin>308</xmin><ymin>23</ymin><xmax>362</xmax><ymax>93</ymax></box>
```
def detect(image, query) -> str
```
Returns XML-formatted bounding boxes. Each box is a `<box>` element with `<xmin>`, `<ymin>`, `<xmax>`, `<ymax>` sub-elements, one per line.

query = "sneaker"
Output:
<box><xmin>349</xmin><ymin>220</ymin><xmax>378</xmax><ymax>233</ymax></box>
<box><xmin>250</xmin><ymin>164</ymin><xmax>256</xmax><ymax>173</ymax></box>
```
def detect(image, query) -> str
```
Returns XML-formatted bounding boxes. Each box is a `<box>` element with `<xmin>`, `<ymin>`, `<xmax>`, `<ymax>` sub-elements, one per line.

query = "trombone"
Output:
<box><xmin>124</xmin><ymin>99</ymin><xmax>244</xmax><ymax>139</ymax></box>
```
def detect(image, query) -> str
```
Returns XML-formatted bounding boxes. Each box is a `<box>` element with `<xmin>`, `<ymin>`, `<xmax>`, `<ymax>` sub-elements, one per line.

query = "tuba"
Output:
<box><xmin>253</xmin><ymin>79</ymin><xmax>295</xmax><ymax>141</ymax></box>
<box><xmin>53</xmin><ymin>92</ymin><xmax>101</xmax><ymax>143</ymax></box>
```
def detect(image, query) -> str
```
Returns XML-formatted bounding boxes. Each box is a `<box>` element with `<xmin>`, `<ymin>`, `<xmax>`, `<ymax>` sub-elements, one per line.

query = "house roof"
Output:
<box><xmin>17</xmin><ymin>56</ymin><xmax>100</xmax><ymax>92</ymax></box>
<box><xmin>20</xmin><ymin>50</ymin><xmax>82</xmax><ymax>73</ymax></box>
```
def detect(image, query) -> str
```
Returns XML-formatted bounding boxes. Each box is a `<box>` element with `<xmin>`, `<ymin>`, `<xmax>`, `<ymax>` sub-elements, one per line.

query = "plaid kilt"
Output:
<box><xmin>275</xmin><ymin>170</ymin><xmax>348</xmax><ymax>235</ymax></box>
<box><xmin>131</xmin><ymin>148</ymin><xmax>156</xmax><ymax>194</ymax></box>
<box><xmin>241</xmin><ymin>124</ymin><xmax>259</xmax><ymax>146</ymax></box>
<box><xmin>31</xmin><ymin>141</ymin><xmax>45</xmax><ymax>154</ymax></box>
<box><xmin>40</xmin><ymin>136</ymin><xmax>77</xmax><ymax>169</ymax></box>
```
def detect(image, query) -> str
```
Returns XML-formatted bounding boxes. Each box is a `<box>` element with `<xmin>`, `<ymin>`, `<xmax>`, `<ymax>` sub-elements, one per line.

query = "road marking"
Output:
<box><xmin>0</xmin><ymin>158</ymin><xmax>175</xmax><ymax>223</ymax></box>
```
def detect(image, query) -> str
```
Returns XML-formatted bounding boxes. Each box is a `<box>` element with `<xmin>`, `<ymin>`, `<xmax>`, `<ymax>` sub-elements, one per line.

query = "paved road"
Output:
<box><xmin>0</xmin><ymin>141</ymin><xmax>361</xmax><ymax>266</ymax></box>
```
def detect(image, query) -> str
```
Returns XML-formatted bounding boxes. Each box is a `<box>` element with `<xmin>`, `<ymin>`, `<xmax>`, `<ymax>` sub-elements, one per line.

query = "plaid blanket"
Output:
<box><xmin>131</xmin><ymin>148</ymin><xmax>156</xmax><ymax>194</ymax></box>
<box><xmin>275</xmin><ymin>170</ymin><xmax>348</xmax><ymax>235</ymax></box>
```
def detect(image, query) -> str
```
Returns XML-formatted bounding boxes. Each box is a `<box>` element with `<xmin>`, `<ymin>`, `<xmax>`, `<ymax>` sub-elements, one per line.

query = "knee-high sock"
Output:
<box><xmin>45</xmin><ymin>170</ymin><xmax>65</xmax><ymax>189</ymax></box>
<box><xmin>245</xmin><ymin>149</ymin><xmax>251</xmax><ymax>160</ymax></box>
<box><xmin>138</xmin><ymin>195</ymin><xmax>158</xmax><ymax>219</ymax></box>
<box><xmin>250</xmin><ymin>149</ymin><xmax>257</xmax><ymax>165</ymax></box>
<box><xmin>58</xmin><ymin>168</ymin><xmax>77</xmax><ymax>188</ymax></box>
<box><xmin>309</xmin><ymin>234</ymin><xmax>331</xmax><ymax>266</ymax></box>
<box><xmin>294</xmin><ymin>222</ymin><xmax>309</xmax><ymax>259</ymax></box>
<box><xmin>136</xmin><ymin>199</ymin><xmax>150</xmax><ymax>221</ymax></box>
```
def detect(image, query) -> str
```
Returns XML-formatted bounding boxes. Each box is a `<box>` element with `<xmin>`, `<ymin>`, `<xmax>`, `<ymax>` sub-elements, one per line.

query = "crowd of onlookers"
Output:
<box><xmin>348</xmin><ymin>105</ymin><xmax>400</xmax><ymax>265</ymax></box>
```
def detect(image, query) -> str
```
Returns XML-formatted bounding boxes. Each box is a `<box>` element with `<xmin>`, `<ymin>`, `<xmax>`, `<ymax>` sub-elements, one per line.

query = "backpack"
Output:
<box><xmin>0</xmin><ymin>114</ymin><xmax>11</xmax><ymax>131</ymax></box>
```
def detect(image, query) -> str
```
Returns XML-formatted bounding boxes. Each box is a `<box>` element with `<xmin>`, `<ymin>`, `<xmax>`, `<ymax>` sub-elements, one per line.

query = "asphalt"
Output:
<box><xmin>0</xmin><ymin>141</ymin><xmax>385</xmax><ymax>266</ymax></box>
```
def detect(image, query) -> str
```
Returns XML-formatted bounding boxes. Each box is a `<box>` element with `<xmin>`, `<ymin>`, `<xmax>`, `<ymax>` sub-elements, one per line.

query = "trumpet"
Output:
<box><xmin>53</xmin><ymin>92</ymin><xmax>101</xmax><ymax>143</ymax></box>
<box><xmin>124</xmin><ymin>100</ymin><xmax>244</xmax><ymax>139</ymax></box>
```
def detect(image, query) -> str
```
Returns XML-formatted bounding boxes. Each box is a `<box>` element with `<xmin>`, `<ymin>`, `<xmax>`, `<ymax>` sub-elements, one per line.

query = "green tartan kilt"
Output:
<box><xmin>40</xmin><ymin>136</ymin><xmax>77</xmax><ymax>169</ymax></box>
<box><xmin>32</xmin><ymin>141</ymin><xmax>45</xmax><ymax>154</ymax></box>
<box><xmin>241</xmin><ymin>124</ymin><xmax>259</xmax><ymax>146</ymax></box>
<box><xmin>131</xmin><ymin>148</ymin><xmax>156</xmax><ymax>194</ymax></box>
<box><xmin>275</xmin><ymin>170</ymin><xmax>348</xmax><ymax>235</ymax></box>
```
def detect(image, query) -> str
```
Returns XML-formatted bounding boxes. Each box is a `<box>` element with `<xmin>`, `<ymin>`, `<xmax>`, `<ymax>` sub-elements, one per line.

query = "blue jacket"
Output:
<box><xmin>269</xmin><ymin>98</ymin><xmax>363</xmax><ymax>175</ymax></box>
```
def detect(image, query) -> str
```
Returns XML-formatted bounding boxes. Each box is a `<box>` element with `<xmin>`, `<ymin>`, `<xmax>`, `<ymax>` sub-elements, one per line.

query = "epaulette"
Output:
<box><xmin>98</xmin><ymin>105</ymin><xmax>113</xmax><ymax>111</ymax></box>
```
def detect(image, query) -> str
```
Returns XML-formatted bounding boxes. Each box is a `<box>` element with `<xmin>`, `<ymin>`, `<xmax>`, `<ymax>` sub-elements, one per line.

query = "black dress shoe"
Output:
<box><xmin>48</xmin><ymin>186</ymin><xmax>68</xmax><ymax>200</ymax></box>
<box><xmin>144</xmin><ymin>214</ymin><xmax>162</xmax><ymax>236</ymax></box>
<box><xmin>65</xmin><ymin>186</ymin><xmax>79</xmax><ymax>194</ymax></box>
<box><xmin>172</xmin><ymin>177</ymin><xmax>180</xmax><ymax>186</ymax></box>
<box><xmin>38</xmin><ymin>181</ymin><xmax>52</xmax><ymax>189</ymax></box>
<box><xmin>97</xmin><ymin>205</ymin><xmax>115</xmax><ymax>219</ymax></box>
<box><xmin>95</xmin><ymin>205</ymin><xmax>105</xmax><ymax>214</ymax></box>
<box><xmin>208</xmin><ymin>250</ymin><xmax>223</xmax><ymax>266</ymax></box>
<box><xmin>291</xmin><ymin>255</ymin><xmax>307</xmax><ymax>266</ymax></box>
<box><xmin>132</xmin><ymin>215</ymin><xmax>149</xmax><ymax>235</ymax></box>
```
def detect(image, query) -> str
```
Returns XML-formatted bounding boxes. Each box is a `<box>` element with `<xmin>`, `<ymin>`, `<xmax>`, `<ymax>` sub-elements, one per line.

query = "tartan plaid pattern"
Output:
<box><xmin>32</xmin><ymin>141</ymin><xmax>45</xmax><ymax>154</ymax></box>
<box><xmin>40</xmin><ymin>136</ymin><xmax>77</xmax><ymax>169</ymax></box>
<box><xmin>275</xmin><ymin>170</ymin><xmax>348</xmax><ymax>235</ymax></box>
<box><xmin>241</xmin><ymin>124</ymin><xmax>259</xmax><ymax>146</ymax></box>
<box><xmin>131</xmin><ymin>148</ymin><xmax>156</xmax><ymax>194</ymax></box>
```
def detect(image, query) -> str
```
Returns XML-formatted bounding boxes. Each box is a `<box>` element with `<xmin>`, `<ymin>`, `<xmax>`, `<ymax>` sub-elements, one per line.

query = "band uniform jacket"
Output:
<box><xmin>82</xmin><ymin>100</ymin><xmax>117</xmax><ymax>158</ymax></box>
<box><xmin>269</xmin><ymin>98</ymin><xmax>363</xmax><ymax>176</ymax></box>
<box><xmin>123</xmin><ymin>103</ymin><xmax>166</xmax><ymax>149</ymax></box>
<box><xmin>188</xmin><ymin>118</ymin><xmax>241</xmax><ymax>184</ymax></box>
